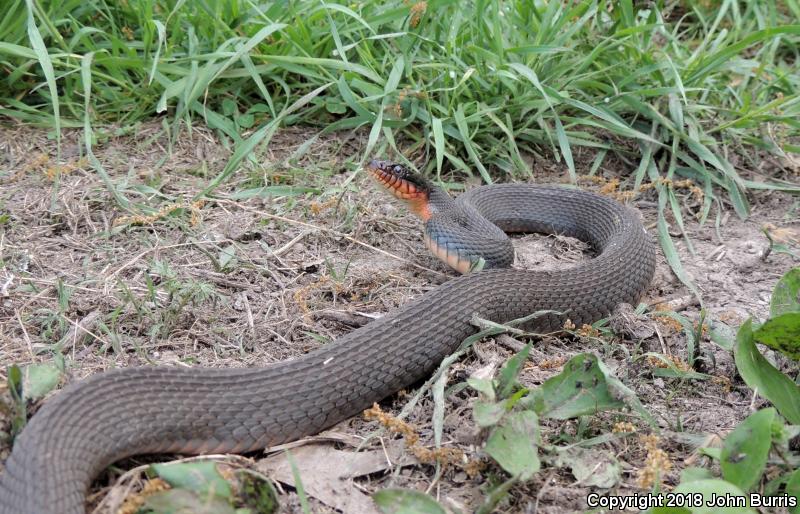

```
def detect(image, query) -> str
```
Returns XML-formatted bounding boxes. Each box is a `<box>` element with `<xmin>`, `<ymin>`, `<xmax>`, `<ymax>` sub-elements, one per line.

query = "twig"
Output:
<box><xmin>496</xmin><ymin>333</ymin><xmax>527</xmax><ymax>352</ymax></box>
<box><xmin>0</xmin><ymin>270</ymin><xmax>13</xmax><ymax>296</ymax></box>
<box><xmin>58</xmin><ymin>310</ymin><xmax>102</xmax><ymax>359</ymax></box>
<box><xmin>271</xmin><ymin>229</ymin><xmax>316</xmax><ymax>257</ymax></box>
<box><xmin>649</xmin><ymin>294</ymin><xmax>701</xmax><ymax>313</ymax></box>
<box><xmin>59</xmin><ymin>313</ymin><xmax>112</xmax><ymax>354</ymax></box>
<box><xmin>15</xmin><ymin>309</ymin><xmax>34</xmax><ymax>358</ymax></box>
<box><xmin>242</xmin><ymin>293</ymin><xmax>254</xmax><ymax>330</ymax></box>
<box><xmin>192</xmin><ymin>269</ymin><xmax>257</xmax><ymax>291</ymax></box>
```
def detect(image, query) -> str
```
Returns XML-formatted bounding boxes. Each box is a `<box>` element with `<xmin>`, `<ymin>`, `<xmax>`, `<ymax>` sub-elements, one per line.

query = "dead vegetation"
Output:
<box><xmin>1</xmin><ymin>120</ymin><xmax>798</xmax><ymax>513</ymax></box>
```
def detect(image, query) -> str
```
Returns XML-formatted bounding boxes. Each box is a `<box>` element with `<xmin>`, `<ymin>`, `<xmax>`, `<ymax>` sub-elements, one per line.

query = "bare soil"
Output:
<box><xmin>0</xmin><ymin>120</ymin><xmax>798</xmax><ymax>513</ymax></box>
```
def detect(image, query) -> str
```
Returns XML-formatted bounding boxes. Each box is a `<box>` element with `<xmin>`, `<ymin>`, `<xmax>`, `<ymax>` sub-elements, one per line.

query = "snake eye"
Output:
<box><xmin>393</xmin><ymin>165</ymin><xmax>404</xmax><ymax>176</ymax></box>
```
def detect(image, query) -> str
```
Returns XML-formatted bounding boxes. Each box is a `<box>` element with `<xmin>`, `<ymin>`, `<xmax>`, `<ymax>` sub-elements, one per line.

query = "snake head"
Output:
<box><xmin>366</xmin><ymin>159</ymin><xmax>433</xmax><ymax>220</ymax></box>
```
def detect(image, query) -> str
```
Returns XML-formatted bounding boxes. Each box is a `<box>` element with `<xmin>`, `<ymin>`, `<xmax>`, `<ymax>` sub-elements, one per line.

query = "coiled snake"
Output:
<box><xmin>0</xmin><ymin>160</ymin><xmax>655</xmax><ymax>514</ymax></box>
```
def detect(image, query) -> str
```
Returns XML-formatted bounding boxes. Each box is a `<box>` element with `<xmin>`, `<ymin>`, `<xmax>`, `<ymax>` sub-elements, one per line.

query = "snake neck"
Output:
<box><xmin>422</xmin><ymin>186</ymin><xmax>515</xmax><ymax>273</ymax></box>
<box><xmin>426</xmin><ymin>186</ymin><xmax>457</xmax><ymax>215</ymax></box>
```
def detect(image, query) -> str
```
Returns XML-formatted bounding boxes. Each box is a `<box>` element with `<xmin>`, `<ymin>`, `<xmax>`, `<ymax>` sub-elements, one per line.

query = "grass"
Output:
<box><xmin>2</xmin><ymin>117</ymin><xmax>799</xmax><ymax>512</ymax></box>
<box><xmin>1</xmin><ymin>1</ymin><xmax>799</xmax><ymax>201</ymax></box>
<box><xmin>5</xmin><ymin>0</ymin><xmax>798</xmax><ymax>307</ymax></box>
<box><xmin>2</xmin><ymin>3</ymin><xmax>800</xmax><ymax>507</ymax></box>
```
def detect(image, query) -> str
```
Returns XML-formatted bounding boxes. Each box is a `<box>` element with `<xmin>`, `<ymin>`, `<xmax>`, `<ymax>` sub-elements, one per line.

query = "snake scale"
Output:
<box><xmin>0</xmin><ymin>160</ymin><xmax>655</xmax><ymax>514</ymax></box>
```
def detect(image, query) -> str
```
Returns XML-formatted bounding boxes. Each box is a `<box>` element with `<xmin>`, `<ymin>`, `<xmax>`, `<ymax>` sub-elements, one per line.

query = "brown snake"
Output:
<box><xmin>0</xmin><ymin>161</ymin><xmax>655</xmax><ymax>513</ymax></box>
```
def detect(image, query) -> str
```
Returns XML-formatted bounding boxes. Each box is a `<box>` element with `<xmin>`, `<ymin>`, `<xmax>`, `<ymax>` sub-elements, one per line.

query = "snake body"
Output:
<box><xmin>0</xmin><ymin>162</ymin><xmax>655</xmax><ymax>514</ymax></box>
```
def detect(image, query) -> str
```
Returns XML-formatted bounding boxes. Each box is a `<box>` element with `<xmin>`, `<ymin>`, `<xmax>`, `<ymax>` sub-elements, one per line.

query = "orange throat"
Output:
<box><xmin>368</xmin><ymin>167</ymin><xmax>432</xmax><ymax>220</ymax></box>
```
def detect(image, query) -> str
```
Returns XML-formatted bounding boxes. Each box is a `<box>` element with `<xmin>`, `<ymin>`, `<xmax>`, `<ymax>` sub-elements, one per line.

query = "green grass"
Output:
<box><xmin>1</xmin><ymin>0</ymin><xmax>799</xmax><ymax>210</ymax></box>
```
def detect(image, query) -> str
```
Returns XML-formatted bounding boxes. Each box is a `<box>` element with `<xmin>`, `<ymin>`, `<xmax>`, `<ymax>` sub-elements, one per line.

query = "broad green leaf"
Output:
<box><xmin>218</xmin><ymin>245</ymin><xmax>237</xmax><ymax>271</ymax></box>
<box><xmin>237</xmin><ymin>113</ymin><xmax>254</xmax><ymax>129</ymax></box>
<box><xmin>734</xmin><ymin>320</ymin><xmax>800</xmax><ymax>424</ymax></box>
<box><xmin>373</xmin><ymin>488</ymin><xmax>447</xmax><ymax>514</ymax></box>
<box><xmin>141</xmin><ymin>489</ymin><xmax>235</xmax><ymax>514</ymax></box>
<box><xmin>529</xmin><ymin>353</ymin><xmax>624</xmax><ymax>419</ymax></box>
<box><xmin>720</xmin><ymin>408</ymin><xmax>775</xmax><ymax>491</ymax></box>
<box><xmin>197</xmin><ymin>103</ymin><xmax>240</xmax><ymax>142</ymax></box>
<box><xmin>771</xmin><ymin>268</ymin><xmax>800</xmax><ymax>317</ymax></box>
<box><xmin>787</xmin><ymin>468</ymin><xmax>800</xmax><ymax>514</ymax></box>
<box><xmin>497</xmin><ymin>343</ymin><xmax>531</xmax><ymax>398</ymax></box>
<box><xmin>709</xmin><ymin>320</ymin><xmax>736</xmax><ymax>352</ymax></box>
<box><xmin>238</xmin><ymin>470</ymin><xmax>279</xmax><ymax>514</ymax></box>
<box><xmin>325</xmin><ymin>99</ymin><xmax>347</xmax><ymax>114</ymax></box>
<box><xmin>151</xmin><ymin>461</ymin><xmax>232</xmax><ymax>500</ymax></box>
<box><xmin>466</xmin><ymin>377</ymin><xmax>495</xmax><ymax>400</ymax></box>
<box><xmin>753</xmin><ymin>313</ymin><xmax>800</xmax><ymax>360</ymax></box>
<box><xmin>21</xmin><ymin>362</ymin><xmax>62</xmax><ymax>402</ymax></box>
<box><xmin>485</xmin><ymin>410</ymin><xmax>539</xmax><ymax>480</ymax></box>
<box><xmin>555</xmin><ymin>447</ymin><xmax>621</xmax><ymax>488</ymax></box>
<box><xmin>473</xmin><ymin>400</ymin><xmax>507</xmax><ymax>427</ymax></box>
<box><xmin>222</xmin><ymin>98</ymin><xmax>237</xmax><ymax>116</ymax></box>
<box><xmin>595</xmin><ymin>359</ymin><xmax>657</xmax><ymax>427</ymax></box>
<box><xmin>699</xmin><ymin>447</ymin><xmax>722</xmax><ymax>460</ymax></box>
<box><xmin>680</xmin><ymin>467</ymin><xmax>715</xmax><ymax>482</ymax></box>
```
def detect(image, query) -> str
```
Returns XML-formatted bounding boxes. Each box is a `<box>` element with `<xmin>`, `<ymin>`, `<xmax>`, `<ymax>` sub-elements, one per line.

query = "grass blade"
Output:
<box><xmin>24</xmin><ymin>0</ymin><xmax>60</xmax><ymax>153</ymax></box>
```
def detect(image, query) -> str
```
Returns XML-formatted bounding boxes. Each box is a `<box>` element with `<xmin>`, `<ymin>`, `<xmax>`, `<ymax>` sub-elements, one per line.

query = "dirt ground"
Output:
<box><xmin>0</xmin><ymin>120</ymin><xmax>798</xmax><ymax>513</ymax></box>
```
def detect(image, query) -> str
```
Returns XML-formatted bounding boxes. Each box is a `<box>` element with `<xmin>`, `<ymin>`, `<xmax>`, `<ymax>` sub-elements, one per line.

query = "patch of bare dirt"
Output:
<box><xmin>0</xmin><ymin>119</ymin><xmax>798</xmax><ymax>513</ymax></box>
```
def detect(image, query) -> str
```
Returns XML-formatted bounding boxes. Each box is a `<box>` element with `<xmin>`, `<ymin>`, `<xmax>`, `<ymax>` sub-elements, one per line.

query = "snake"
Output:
<box><xmin>0</xmin><ymin>160</ymin><xmax>655</xmax><ymax>514</ymax></box>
